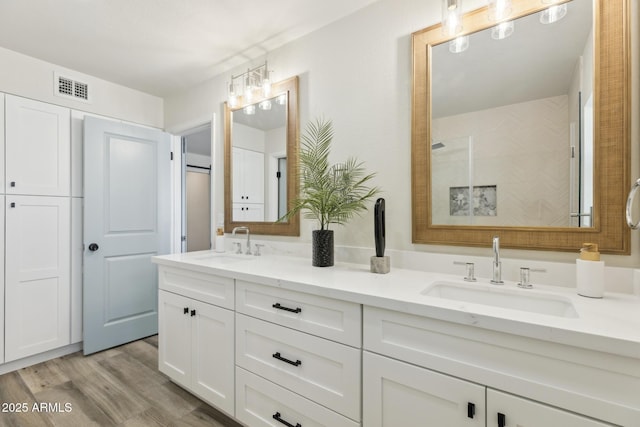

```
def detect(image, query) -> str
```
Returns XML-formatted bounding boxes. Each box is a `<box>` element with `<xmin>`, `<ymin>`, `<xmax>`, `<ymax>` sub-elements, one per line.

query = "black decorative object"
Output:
<box><xmin>312</xmin><ymin>229</ymin><xmax>334</xmax><ymax>267</ymax></box>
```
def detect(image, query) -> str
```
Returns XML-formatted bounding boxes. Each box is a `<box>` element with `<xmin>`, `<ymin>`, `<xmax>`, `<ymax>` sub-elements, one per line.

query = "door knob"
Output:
<box><xmin>88</xmin><ymin>243</ymin><xmax>99</xmax><ymax>252</ymax></box>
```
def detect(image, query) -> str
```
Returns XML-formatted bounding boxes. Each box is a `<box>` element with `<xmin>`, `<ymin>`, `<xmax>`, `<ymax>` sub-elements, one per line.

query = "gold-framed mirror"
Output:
<box><xmin>224</xmin><ymin>75</ymin><xmax>299</xmax><ymax>236</ymax></box>
<box><xmin>411</xmin><ymin>0</ymin><xmax>630</xmax><ymax>253</ymax></box>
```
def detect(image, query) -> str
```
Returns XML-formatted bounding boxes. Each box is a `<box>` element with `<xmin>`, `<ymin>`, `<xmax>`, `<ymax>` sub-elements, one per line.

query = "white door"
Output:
<box><xmin>363</xmin><ymin>351</ymin><xmax>485</xmax><ymax>426</ymax></box>
<box><xmin>5</xmin><ymin>196</ymin><xmax>71</xmax><ymax>362</ymax></box>
<box><xmin>5</xmin><ymin>95</ymin><xmax>70</xmax><ymax>196</ymax></box>
<box><xmin>487</xmin><ymin>389</ymin><xmax>614</xmax><ymax>427</ymax></box>
<box><xmin>83</xmin><ymin>116</ymin><xmax>171</xmax><ymax>355</ymax></box>
<box><xmin>0</xmin><ymin>195</ymin><xmax>4</xmax><ymax>364</ymax></box>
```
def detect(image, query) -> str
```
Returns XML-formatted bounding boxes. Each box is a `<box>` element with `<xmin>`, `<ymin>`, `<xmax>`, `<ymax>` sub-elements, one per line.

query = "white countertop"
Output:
<box><xmin>152</xmin><ymin>251</ymin><xmax>640</xmax><ymax>359</ymax></box>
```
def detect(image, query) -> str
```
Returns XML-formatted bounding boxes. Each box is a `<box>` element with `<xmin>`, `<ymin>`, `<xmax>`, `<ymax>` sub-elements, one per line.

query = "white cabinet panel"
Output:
<box><xmin>70</xmin><ymin>197</ymin><xmax>83</xmax><ymax>343</ymax></box>
<box><xmin>5</xmin><ymin>95</ymin><xmax>70</xmax><ymax>196</ymax></box>
<box><xmin>158</xmin><ymin>266</ymin><xmax>234</xmax><ymax>309</ymax></box>
<box><xmin>236</xmin><ymin>280</ymin><xmax>361</xmax><ymax>346</ymax></box>
<box><xmin>159</xmin><ymin>291</ymin><xmax>192</xmax><ymax>387</ymax></box>
<box><xmin>0</xmin><ymin>94</ymin><xmax>5</xmax><ymax>192</ymax></box>
<box><xmin>363</xmin><ymin>351</ymin><xmax>484</xmax><ymax>427</ymax></box>
<box><xmin>236</xmin><ymin>367</ymin><xmax>359</xmax><ymax>427</ymax></box>
<box><xmin>236</xmin><ymin>313</ymin><xmax>361</xmax><ymax>421</ymax></box>
<box><xmin>5</xmin><ymin>196</ymin><xmax>71</xmax><ymax>362</ymax></box>
<box><xmin>0</xmin><ymin>195</ymin><xmax>4</xmax><ymax>364</ymax></box>
<box><xmin>158</xmin><ymin>290</ymin><xmax>235</xmax><ymax>416</ymax></box>
<box><xmin>487</xmin><ymin>389</ymin><xmax>614</xmax><ymax>427</ymax></box>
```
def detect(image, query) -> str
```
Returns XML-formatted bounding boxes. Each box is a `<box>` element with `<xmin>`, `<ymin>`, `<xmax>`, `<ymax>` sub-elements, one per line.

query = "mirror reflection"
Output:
<box><xmin>224</xmin><ymin>75</ymin><xmax>299</xmax><ymax>237</ymax></box>
<box><xmin>231</xmin><ymin>93</ymin><xmax>288</xmax><ymax>222</ymax></box>
<box><xmin>430</xmin><ymin>0</ymin><xmax>593</xmax><ymax>227</ymax></box>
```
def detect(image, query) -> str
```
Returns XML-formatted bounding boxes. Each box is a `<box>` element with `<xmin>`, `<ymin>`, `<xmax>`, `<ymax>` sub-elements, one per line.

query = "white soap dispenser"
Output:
<box><xmin>576</xmin><ymin>243</ymin><xmax>604</xmax><ymax>298</ymax></box>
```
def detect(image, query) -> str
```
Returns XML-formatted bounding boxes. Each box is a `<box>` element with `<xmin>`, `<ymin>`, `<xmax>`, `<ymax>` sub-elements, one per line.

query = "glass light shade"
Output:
<box><xmin>491</xmin><ymin>21</ymin><xmax>514</xmax><ymax>39</ymax></box>
<box><xmin>540</xmin><ymin>4</ymin><xmax>567</xmax><ymax>24</ymax></box>
<box><xmin>244</xmin><ymin>85</ymin><xmax>254</xmax><ymax>103</ymax></box>
<box><xmin>243</xmin><ymin>104</ymin><xmax>256</xmax><ymax>115</ymax></box>
<box><xmin>449</xmin><ymin>36</ymin><xmax>469</xmax><ymax>53</ymax></box>
<box><xmin>442</xmin><ymin>0</ymin><xmax>463</xmax><ymax>36</ymax></box>
<box><xmin>259</xmin><ymin>100</ymin><xmax>272</xmax><ymax>110</ymax></box>
<box><xmin>228</xmin><ymin>94</ymin><xmax>238</xmax><ymax>108</ymax></box>
<box><xmin>262</xmin><ymin>79</ymin><xmax>272</xmax><ymax>97</ymax></box>
<box><xmin>487</xmin><ymin>0</ymin><xmax>512</xmax><ymax>21</ymax></box>
<box><xmin>227</xmin><ymin>80</ymin><xmax>238</xmax><ymax>107</ymax></box>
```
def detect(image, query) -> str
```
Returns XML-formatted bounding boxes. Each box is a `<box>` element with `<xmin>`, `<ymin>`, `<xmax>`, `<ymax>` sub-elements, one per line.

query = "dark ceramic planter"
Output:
<box><xmin>312</xmin><ymin>230</ymin><xmax>334</xmax><ymax>267</ymax></box>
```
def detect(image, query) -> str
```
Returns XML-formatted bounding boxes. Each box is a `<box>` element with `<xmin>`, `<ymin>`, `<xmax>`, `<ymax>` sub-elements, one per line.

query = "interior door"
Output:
<box><xmin>83</xmin><ymin>116</ymin><xmax>171</xmax><ymax>355</ymax></box>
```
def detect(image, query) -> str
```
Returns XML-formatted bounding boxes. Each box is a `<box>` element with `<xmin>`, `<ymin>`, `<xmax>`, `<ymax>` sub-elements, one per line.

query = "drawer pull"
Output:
<box><xmin>467</xmin><ymin>402</ymin><xmax>475</xmax><ymax>419</ymax></box>
<box><xmin>497</xmin><ymin>412</ymin><xmax>506</xmax><ymax>427</ymax></box>
<box><xmin>183</xmin><ymin>307</ymin><xmax>189</xmax><ymax>314</ymax></box>
<box><xmin>272</xmin><ymin>412</ymin><xmax>301</xmax><ymax>427</ymax></box>
<box><xmin>272</xmin><ymin>303</ymin><xmax>302</xmax><ymax>314</ymax></box>
<box><xmin>272</xmin><ymin>352</ymin><xmax>302</xmax><ymax>367</ymax></box>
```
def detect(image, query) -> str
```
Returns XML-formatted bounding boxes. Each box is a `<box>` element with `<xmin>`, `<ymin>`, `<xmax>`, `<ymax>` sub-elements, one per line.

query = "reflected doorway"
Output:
<box><xmin>181</xmin><ymin>125</ymin><xmax>212</xmax><ymax>252</ymax></box>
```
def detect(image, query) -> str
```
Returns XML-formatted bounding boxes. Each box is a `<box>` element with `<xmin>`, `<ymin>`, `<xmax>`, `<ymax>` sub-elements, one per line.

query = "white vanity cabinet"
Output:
<box><xmin>234</xmin><ymin>280</ymin><xmax>362</xmax><ymax>426</ymax></box>
<box><xmin>363</xmin><ymin>306</ymin><xmax>623</xmax><ymax>427</ymax></box>
<box><xmin>5</xmin><ymin>94</ymin><xmax>70</xmax><ymax>197</ymax></box>
<box><xmin>157</xmin><ymin>266</ymin><xmax>235</xmax><ymax>416</ymax></box>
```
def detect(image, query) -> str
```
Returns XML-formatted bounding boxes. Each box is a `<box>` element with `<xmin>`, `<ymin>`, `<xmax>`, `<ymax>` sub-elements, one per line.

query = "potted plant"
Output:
<box><xmin>280</xmin><ymin>117</ymin><xmax>380</xmax><ymax>266</ymax></box>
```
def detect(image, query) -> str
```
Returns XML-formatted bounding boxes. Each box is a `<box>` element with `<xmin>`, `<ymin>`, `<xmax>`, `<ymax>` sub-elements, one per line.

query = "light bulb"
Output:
<box><xmin>491</xmin><ymin>21</ymin><xmax>514</xmax><ymax>40</ymax></box>
<box><xmin>449</xmin><ymin>36</ymin><xmax>469</xmax><ymax>53</ymax></box>
<box><xmin>442</xmin><ymin>0</ymin><xmax>463</xmax><ymax>36</ymax></box>
<box><xmin>540</xmin><ymin>4</ymin><xmax>567</xmax><ymax>24</ymax></box>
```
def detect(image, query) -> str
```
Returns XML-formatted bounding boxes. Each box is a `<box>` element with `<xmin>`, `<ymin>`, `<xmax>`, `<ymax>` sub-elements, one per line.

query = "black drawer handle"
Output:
<box><xmin>183</xmin><ymin>307</ymin><xmax>189</xmax><ymax>314</ymax></box>
<box><xmin>272</xmin><ymin>352</ymin><xmax>301</xmax><ymax>367</ymax></box>
<box><xmin>498</xmin><ymin>412</ymin><xmax>506</xmax><ymax>427</ymax></box>
<box><xmin>273</xmin><ymin>412</ymin><xmax>301</xmax><ymax>427</ymax></box>
<box><xmin>467</xmin><ymin>402</ymin><xmax>475</xmax><ymax>419</ymax></box>
<box><xmin>190</xmin><ymin>309</ymin><xmax>196</xmax><ymax>317</ymax></box>
<box><xmin>272</xmin><ymin>303</ymin><xmax>302</xmax><ymax>313</ymax></box>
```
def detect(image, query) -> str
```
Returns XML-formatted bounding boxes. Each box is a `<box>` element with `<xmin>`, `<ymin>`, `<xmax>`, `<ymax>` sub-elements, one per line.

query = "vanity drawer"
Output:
<box><xmin>235</xmin><ymin>280</ymin><xmax>361</xmax><ymax>346</ymax></box>
<box><xmin>236</xmin><ymin>367</ymin><xmax>360</xmax><ymax>427</ymax></box>
<box><xmin>236</xmin><ymin>313</ymin><xmax>361</xmax><ymax>421</ymax></box>
<box><xmin>158</xmin><ymin>266</ymin><xmax>234</xmax><ymax>309</ymax></box>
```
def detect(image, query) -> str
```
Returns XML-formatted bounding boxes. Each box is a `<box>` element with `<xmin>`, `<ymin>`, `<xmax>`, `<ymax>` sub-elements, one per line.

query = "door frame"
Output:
<box><xmin>173</xmin><ymin>115</ymin><xmax>216</xmax><ymax>253</ymax></box>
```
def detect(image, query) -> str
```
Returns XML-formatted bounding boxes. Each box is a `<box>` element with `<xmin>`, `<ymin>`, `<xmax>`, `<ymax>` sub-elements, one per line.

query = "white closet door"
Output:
<box><xmin>0</xmin><ymin>93</ymin><xmax>5</xmax><ymax>192</ymax></box>
<box><xmin>0</xmin><ymin>195</ymin><xmax>4</xmax><ymax>364</ymax></box>
<box><xmin>5</xmin><ymin>196</ymin><xmax>71</xmax><ymax>361</ymax></box>
<box><xmin>5</xmin><ymin>95</ymin><xmax>70</xmax><ymax>196</ymax></box>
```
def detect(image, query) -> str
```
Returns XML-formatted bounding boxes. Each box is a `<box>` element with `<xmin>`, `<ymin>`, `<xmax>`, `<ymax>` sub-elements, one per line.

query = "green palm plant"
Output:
<box><xmin>280</xmin><ymin>117</ymin><xmax>380</xmax><ymax>230</ymax></box>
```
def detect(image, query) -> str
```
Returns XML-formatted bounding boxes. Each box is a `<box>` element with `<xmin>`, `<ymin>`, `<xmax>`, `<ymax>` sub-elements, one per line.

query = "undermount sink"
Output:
<box><xmin>421</xmin><ymin>281</ymin><xmax>579</xmax><ymax>318</ymax></box>
<box><xmin>188</xmin><ymin>252</ymin><xmax>255</xmax><ymax>263</ymax></box>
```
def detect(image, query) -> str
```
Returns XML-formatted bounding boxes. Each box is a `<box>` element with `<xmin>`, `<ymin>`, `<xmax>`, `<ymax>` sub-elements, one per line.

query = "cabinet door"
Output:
<box><xmin>487</xmin><ymin>389</ymin><xmax>614</xmax><ymax>427</ymax></box>
<box><xmin>5</xmin><ymin>95</ymin><xmax>70</xmax><ymax>196</ymax></box>
<box><xmin>363</xmin><ymin>351</ymin><xmax>484</xmax><ymax>427</ymax></box>
<box><xmin>0</xmin><ymin>195</ymin><xmax>4</xmax><ymax>364</ymax></box>
<box><xmin>158</xmin><ymin>290</ymin><xmax>192</xmax><ymax>387</ymax></box>
<box><xmin>0</xmin><ymin>93</ymin><xmax>5</xmax><ymax>192</ymax></box>
<box><xmin>243</xmin><ymin>149</ymin><xmax>264</xmax><ymax>203</ymax></box>
<box><xmin>5</xmin><ymin>196</ymin><xmax>71</xmax><ymax>361</ymax></box>
<box><xmin>191</xmin><ymin>300</ymin><xmax>235</xmax><ymax>416</ymax></box>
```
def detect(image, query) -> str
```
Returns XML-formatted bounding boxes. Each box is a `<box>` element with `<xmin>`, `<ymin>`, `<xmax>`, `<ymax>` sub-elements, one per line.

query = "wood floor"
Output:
<box><xmin>0</xmin><ymin>336</ymin><xmax>242</xmax><ymax>427</ymax></box>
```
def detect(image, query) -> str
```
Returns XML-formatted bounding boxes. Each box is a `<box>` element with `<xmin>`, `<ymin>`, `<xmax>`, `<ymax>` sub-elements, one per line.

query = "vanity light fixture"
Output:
<box><xmin>491</xmin><ymin>21</ymin><xmax>514</xmax><ymax>39</ymax></box>
<box><xmin>487</xmin><ymin>0</ymin><xmax>512</xmax><ymax>21</ymax></box>
<box><xmin>540</xmin><ymin>3</ymin><xmax>567</xmax><ymax>24</ymax></box>
<box><xmin>449</xmin><ymin>35</ymin><xmax>469</xmax><ymax>53</ymax></box>
<box><xmin>226</xmin><ymin>61</ymin><xmax>271</xmax><ymax>107</ymax></box>
<box><xmin>442</xmin><ymin>0</ymin><xmax>464</xmax><ymax>36</ymax></box>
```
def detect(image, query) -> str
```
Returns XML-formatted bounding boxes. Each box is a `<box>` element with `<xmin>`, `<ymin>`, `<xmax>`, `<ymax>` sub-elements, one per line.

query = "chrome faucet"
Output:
<box><xmin>490</xmin><ymin>236</ymin><xmax>504</xmax><ymax>285</ymax></box>
<box><xmin>232</xmin><ymin>226</ymin><xmax>251</xmax><ymax>255</ymax></box>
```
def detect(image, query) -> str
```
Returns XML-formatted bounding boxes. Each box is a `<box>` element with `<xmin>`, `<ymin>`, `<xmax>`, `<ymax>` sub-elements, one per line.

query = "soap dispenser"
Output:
<box><xmin>576</xmin><ymin>243</ymin><xmax>604</xmax><ymax>298</ymax></box>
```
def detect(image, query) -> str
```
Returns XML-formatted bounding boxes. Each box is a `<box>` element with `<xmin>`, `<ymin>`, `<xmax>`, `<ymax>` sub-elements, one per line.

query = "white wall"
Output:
<box><xmin>0</xmin><ymin>47</ymin><xmax>163</xmax><ymax>128</ymax></box>
<box><xmin>163</xmin><ymin>0</ymin><xmax>640</xmax><ymax>268</ymax></box>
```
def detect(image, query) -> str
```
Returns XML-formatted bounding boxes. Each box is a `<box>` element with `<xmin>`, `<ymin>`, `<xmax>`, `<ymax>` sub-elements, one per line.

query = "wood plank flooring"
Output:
<box><xmin>0</xmin><ymin>336</ymin><xmax>242</xmax><ymax>427</ymax></box>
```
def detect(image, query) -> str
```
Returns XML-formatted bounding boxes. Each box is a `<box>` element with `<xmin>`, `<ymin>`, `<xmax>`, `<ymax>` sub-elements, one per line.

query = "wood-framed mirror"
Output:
<box><xmin>224</xmin><ymin>75</ymin><xmax>299</xmax><ymax>236</ymax></box>
<box><xmin>411</xmin><ymin>0</ymin><xmax>630</xmax><ymax>253</ymax></box>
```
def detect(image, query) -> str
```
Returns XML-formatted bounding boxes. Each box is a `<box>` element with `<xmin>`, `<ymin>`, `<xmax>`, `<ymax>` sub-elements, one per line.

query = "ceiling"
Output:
<box><xmin>0</xmin><ymin>0</ymin><xmax>380</xmax><ymax>97</ymax></box>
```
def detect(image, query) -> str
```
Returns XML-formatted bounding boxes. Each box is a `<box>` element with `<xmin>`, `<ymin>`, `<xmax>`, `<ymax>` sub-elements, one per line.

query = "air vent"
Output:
<box><xmin>54</xmin><ymin>72</ymin><xmax>91</xmax><ymax>103</ymax></box>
